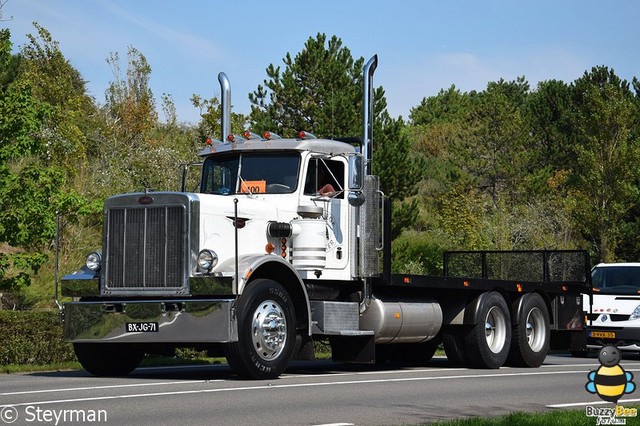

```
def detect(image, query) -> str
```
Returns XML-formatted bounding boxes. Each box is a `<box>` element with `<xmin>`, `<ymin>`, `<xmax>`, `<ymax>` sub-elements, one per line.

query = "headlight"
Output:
<box><xmin>197</xmin><ymin>249</ymin><xmax>218</xmax><ymax>272</ymax></box>
<box><xmin>630</xmin><ymin>305</ymin><xmax>640</xmax><ymax>320</ymax></box>
<box><xmin>85</xmin><ymin>252</ymin><xmax>102</xmax><ymax>271</ymax></box>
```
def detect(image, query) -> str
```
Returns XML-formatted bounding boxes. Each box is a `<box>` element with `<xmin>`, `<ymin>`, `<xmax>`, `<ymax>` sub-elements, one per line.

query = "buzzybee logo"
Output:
<box><xmin>585</xmin><ymin>345</ymin><xmax>637</xmax><ymax>425</ymax></box>
<box><xmin>586</xmin><ymin>345</ymin><xmax>635</xmax><ymax>403</ymax></box>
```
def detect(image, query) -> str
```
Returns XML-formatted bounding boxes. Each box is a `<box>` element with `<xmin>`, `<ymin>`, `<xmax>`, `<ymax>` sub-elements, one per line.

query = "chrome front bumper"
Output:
<box><xmin>64</xmin><ymin>299</ymin><xmax>237</xmax><ymax>343</ymax></box>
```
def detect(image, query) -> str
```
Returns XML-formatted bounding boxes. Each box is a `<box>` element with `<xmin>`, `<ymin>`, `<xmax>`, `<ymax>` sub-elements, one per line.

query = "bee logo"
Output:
<box><xmin>586</xmin><ymin>345</ymin><xmax>635</xmax><ymax>403</ymax></box>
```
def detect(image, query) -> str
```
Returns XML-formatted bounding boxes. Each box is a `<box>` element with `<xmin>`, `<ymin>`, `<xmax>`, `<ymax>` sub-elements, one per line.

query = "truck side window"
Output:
<box><xmin>304</xmin><ymin>159</ymin><xmax>344</xmax><ymax>198</ymax></box>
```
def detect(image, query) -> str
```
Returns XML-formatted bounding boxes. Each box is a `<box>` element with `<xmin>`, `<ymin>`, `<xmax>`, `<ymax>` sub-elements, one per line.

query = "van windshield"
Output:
<box><xmin>592</xmin><ymin>266</ymin><xmax>640</xmax><ymax>294</ymax></box>
<box><xmin>201</xmin><ymin>153</ymin><xmax>300</xmax><ymax>195</ymax></box>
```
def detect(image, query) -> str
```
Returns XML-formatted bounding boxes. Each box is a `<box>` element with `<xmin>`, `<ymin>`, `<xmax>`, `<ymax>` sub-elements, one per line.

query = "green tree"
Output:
<box><xmin>410</xmin><ymin>85</ymin><xmax>471</xmax><ymax>126</ymax></box>
<box><xmin>0</xmin><ymin>28</ymin><xmax>90</xmax><ymax>292</ymax></box>
<box><xmin>373</xmin><ymin>110</ymin><xmax>425</xmax><ymax>236</ymax></box>
<box><xmin>20</xmin><ymin>23</ymin><xmax>95</xmax><ymax>175</ymax></box>
<box><xmin>191</xmin><ymin>94</ymin><xmax>247</xmax><ymax>143</ymax></box>
<box><xmin>104</xmin><ymin>46</ymin><xmax>157</xmax><ymax>145</ymax></box>
<box><xmin>249</xmin><ymin>33</ymin><xmax>364</xmax><ymax>138</ymax></box>
<box><xmin>461</xmin><ymin>77</ymin><xmax>531</xmax><ymax>207</ymax></box>
<box><xmin>567</xmin><ymin>67</ymin><xmax>640</xmax><ymax>262</ymax></box>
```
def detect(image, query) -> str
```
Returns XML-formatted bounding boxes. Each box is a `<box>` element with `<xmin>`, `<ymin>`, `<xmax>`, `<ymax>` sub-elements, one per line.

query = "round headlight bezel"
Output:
<box><xmin>197</xmin><ymin>249</ymin><xmax>218</xmax><ymax>272</ymax></box>
<box><xmin>85</xmin><ymin>251</ymin><xmax>102</xmax><ymax>271</ymax></box>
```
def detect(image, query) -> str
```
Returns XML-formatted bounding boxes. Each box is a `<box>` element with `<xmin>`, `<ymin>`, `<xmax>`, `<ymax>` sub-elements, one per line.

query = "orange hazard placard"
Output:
<box><xmin>240</xmin><ymin>180</ymin><xmax>266</xmax><ymax>193</ymax></box>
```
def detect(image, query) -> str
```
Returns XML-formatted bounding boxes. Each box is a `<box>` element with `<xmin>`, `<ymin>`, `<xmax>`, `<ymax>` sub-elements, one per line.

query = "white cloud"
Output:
<box><xmin>379</xmin><ymin>47</ymin><xmax>591</xmax><ymax>120</ymax></box>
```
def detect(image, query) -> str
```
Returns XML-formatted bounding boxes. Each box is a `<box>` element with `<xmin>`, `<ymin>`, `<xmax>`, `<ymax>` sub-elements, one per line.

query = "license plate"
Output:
<box><xmin>590</xmin><ymin>331</ymin><xmax>616</xmax><ymax>339</ymax></box>
<box><xmin>126</xmin><ymin>322</ymin><xmax>159</xmax><ymax>333</ymax></box>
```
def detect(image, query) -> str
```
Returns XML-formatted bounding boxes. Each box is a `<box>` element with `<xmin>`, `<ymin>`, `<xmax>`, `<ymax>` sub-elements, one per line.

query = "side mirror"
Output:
<box><xmin>348</xmin><ymin>154</ymin><xmax>365</xmax><ymax>206</ymax></box>
<box><xmin>348</xmin><ymin>154</ymin><xmax>363</xmax><ymax>191</ymax></box>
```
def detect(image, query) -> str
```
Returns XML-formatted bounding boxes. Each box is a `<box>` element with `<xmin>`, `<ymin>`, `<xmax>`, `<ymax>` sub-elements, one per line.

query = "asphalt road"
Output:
<box><xmin>2</xmin><ymin>353</ymin><xmax>640</xmax><ymax>425</ymax></box>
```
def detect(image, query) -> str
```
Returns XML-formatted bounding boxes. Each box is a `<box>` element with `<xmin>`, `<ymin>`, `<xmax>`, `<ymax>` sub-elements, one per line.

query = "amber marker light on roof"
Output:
<box><xmin>265</xmin><ymin>243</ymin><xmax>275</xmax><ymax>254</ymax></box>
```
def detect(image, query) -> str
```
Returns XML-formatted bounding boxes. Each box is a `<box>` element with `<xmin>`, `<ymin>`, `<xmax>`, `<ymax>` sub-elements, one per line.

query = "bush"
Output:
<box><xmin>392</xmin><ymin>230</ymin><xmax>446</xmax><ymax>275</ymax></box>
<box><xmin>0</xmin><ymin>310</ymin><xmax>75</xmax><ymax>365</ymax></box>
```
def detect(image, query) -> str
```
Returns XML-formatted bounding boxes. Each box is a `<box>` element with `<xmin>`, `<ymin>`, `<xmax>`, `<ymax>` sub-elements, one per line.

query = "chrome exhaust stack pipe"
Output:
<box><xmin>358</xmin><ymin>55</ymin><xmax>379</xmax><ymax>315</ymax></box>
<box><xmin>362</xmin><ymin>55</ymin><xmax>378</xmax><ymax>175</ymax></box>
<box><xmin>218</xmin><ymin>72</ymin><xmax>231</xmax><ymax>141</ymax></box>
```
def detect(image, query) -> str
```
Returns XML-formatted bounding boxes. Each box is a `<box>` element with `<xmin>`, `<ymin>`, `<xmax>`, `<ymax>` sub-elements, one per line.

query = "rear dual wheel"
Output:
<box><xmin>507</xmin><ymin>293</ymin><xmax>550</xmax><ymax>367</ymax></box>
<box><xmin>443</xmin><ymin>293</ymin><xmax>511</xmax><ymax>369</ymax></box>
<box><xmin>464</xmin><ymin>291</ymin><xmax>512</xmax><ymax>369</ymax></box>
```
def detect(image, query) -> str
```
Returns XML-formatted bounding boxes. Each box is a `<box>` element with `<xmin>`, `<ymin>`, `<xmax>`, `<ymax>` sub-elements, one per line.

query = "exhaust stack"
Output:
<box><xmin>362</xmin><ymin>55</ymin><xmax>378</xmax><ymax>175</ymax></box>
<box><xmin>218</xmin><ymin>72</ymin><xmax>231</xmax><ymax>141</ymax></box>
<box><xmin>358</xmin><ymin>55</ymin><xmax>380</xmax><ymax>314</ymax></box>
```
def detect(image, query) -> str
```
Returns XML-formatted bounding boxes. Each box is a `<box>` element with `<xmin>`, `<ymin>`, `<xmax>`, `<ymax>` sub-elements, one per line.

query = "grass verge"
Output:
<box><xmin>431</xmin><ymin>405</ymin><xmax>639</xmax><ymax>425</ymax></box>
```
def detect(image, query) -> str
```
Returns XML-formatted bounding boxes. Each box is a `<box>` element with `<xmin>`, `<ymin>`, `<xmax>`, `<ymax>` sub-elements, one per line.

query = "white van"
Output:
<box><xmin>586</xmin><ymin>263</ymin><xmax>640</xmax><ymax>352</ymax></box>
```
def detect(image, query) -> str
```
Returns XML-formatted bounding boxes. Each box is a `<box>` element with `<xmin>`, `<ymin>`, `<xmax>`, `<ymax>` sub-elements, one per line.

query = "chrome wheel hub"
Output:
<box><xmin>484</xmin><ymin>306</ymin><xmax>507</xmax><ymax>354</ymax></box>
<box><xmin>525</xmin><ymin>307</ymin><xmax>545</xmax><ymax>352</ymax></box>
<box><xmin>251</xmin><ymin>300</ymin><xmax>287</xmax><ymax>361</ymax></box>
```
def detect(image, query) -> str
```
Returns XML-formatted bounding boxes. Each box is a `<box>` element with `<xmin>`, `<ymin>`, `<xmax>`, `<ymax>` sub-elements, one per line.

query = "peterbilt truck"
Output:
<box><xmin>59</xmin><ymin>55</ymin><xmax>590</xmax><ymax>379</ymax></box>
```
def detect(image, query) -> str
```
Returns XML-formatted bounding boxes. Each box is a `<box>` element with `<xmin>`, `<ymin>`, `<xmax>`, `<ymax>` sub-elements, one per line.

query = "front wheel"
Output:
<box><xmin>225</xmin><ymin>279</ymin><xmax>296</xmax><ymax>379</ymax></box>
<box><xmin>74</xmin><ymin>343</ymin><xmax>144</xmax><ymax>376</ymax></box>
<box><xmin>464</xmin><ymin>292</ymin><xmax>511</xmax><ymax>369</ymax></box>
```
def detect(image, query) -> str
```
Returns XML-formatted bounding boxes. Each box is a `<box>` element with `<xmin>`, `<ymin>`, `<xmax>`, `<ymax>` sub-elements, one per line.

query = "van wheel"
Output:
<box><xmin>74</xmin><ymin>343</ymin><xmax>144</xmax><ymax>376</ymax></box>
<box><xmin>464</xmin><ymin>292</ymin><xmax>511</xmax><ymax>369</ymax></box>
<box><xmin>225</xmin><ymin>279</ymin><xmax>295</xmax><ymax>379</ymax></box>
<box><xmin>507</xmin><ymin>293</ymin><xmax>550</xmax><ymax>367</ymax></box>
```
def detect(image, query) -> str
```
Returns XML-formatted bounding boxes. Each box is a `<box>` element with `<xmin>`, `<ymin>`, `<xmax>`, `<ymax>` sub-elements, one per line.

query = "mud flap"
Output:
<box><xmin>330</xmin><ymin>332</ymin><xmax>375</xmax><ymax>363</ymax></box>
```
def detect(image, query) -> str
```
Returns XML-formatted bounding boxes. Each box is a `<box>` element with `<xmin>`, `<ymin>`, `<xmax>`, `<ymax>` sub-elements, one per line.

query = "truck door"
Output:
<box><xmin>303</xmin><ymin>158</ymin><xmax>348</xmax><ymax>270</ymax></box>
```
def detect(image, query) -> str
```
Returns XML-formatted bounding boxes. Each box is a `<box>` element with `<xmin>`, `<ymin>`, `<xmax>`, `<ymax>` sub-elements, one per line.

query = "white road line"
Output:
<box><xmin>313</xmin><ymin>423</ymin><xmax>355</xmax><ymax>426</ymax></box>
<box><xmin>548</xmin><ymin>398</ymin><xmax>640</xmax><ymax>408</ymax></box>
<box><xmin>0</xmin><ymin>380</ymin><xmax>218</xmax><ymax>397</ymax></box>
<box><xmin>0</xmin><ymin>369</ymin><xmax>593</xmax><ymax>408</ymax></box>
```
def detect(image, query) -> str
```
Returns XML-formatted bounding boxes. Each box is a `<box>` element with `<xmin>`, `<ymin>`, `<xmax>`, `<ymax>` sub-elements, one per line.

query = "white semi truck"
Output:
<box><xmin>59</xmin><ymin>56</ymin><xmax>590</xmax><ymax>379</ymax></box>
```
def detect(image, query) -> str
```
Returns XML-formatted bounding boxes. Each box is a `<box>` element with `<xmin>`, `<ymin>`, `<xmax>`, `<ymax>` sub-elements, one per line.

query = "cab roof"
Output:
<box><xmin>199</xmin><ymin>138</ymin><xmax>357</xmax><ymax>158</ymax></box>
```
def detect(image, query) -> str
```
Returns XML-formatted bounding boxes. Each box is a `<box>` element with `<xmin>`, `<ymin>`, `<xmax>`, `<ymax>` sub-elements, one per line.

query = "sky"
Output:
<box><xmin>3</xmin><ymin>0</ymin><xmax>640</xmax><ymax>126</ymax></box>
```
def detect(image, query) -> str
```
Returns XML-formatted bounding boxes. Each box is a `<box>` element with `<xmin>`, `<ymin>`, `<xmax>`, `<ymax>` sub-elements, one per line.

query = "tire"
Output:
<box><xmin>74</xmin><ymin>343</ymin><xmax>144</xmax><ymax>377</ymax></box>
<box><xmin>464</xmin><ymin>291</ymin><xmax>511</xmax><ymax>369</ymax></box>
<box><xmin>506</xmin><ymin>293</ymin><xmax>550</xmax><ymax>367</ymax></box>
<box><xmin>442</xmin><ymin>327</ymin><xmax>470</xmax><ymax>367</ymax></box>
<box><xmin>225</xmin><ymin>279</ymin><xmax>296</xmax><ymax>379</ymax></box>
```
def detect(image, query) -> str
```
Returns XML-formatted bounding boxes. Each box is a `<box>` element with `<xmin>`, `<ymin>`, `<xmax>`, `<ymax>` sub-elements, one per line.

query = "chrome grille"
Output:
<box><xmin>105</xmin><ymin>205</ymin><xmax>186</xmax><ymax>290</ymax></box>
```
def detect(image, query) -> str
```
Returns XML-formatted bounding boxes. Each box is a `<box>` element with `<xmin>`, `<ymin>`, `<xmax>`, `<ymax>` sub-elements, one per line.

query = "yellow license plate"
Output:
<box><xmin>590</xmin><ymin>331</ymin><xmax>616</xmax><ymax>339</ymax></box>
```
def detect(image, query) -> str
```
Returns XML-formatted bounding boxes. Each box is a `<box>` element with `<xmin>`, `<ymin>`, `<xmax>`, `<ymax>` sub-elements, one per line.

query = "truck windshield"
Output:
<box><xmin>201</xmin><ymin>153</ymin><xmax>300</xmax><ymax>195</ymax></box>
<box><xmin>592</xmin><ymin>265</ymin><xmax>640</xmax><ymax>294</ymax></box>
